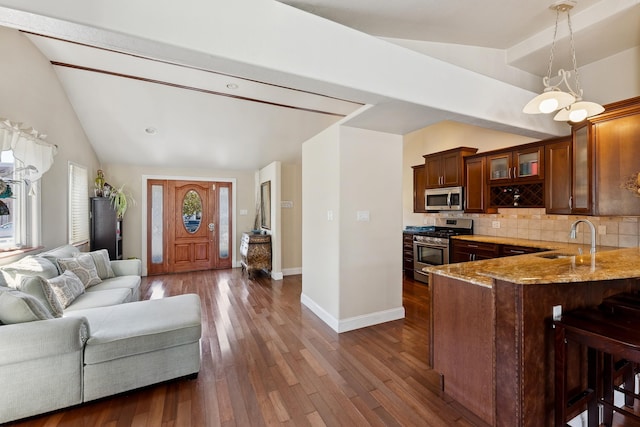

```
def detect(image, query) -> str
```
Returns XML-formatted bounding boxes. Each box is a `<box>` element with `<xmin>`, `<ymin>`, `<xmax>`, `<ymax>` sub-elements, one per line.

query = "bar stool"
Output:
<box><xmin>554</xmin><ymin>306</ymin><xmax>640</xmax><ymax>427</ymax></box>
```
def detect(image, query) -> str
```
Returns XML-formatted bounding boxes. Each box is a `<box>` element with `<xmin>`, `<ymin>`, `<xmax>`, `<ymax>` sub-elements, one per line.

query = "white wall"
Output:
<box><xmin>302</xmin><ymin>125</ymin><xmax>341</xmax><ymax>321</ymax></box>
<box><xmin>302</xmin><ymin>123</ymin><xmax>404</xmax><ymax>332</ymax></box>
<box><xmin>0</xmin><ymin>27</ymin><xmax>99</xmax><ymax>251</ymax></box>
<box><xmin>259</xmin><ymin>161</ymin><xmax>282</xmax><ymax>280</ymax></box>
<box><xmin>281</xmin><ymin>163</ymin><xmax>302</xmax><ymax>274</ymax></box>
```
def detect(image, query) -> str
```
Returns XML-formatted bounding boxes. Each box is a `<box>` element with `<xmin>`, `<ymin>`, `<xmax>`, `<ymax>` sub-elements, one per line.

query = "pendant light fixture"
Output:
<box><xmin>522</xmin><ymin>0</ymin><xmax>604</xmax><ymax>122</ymax></box>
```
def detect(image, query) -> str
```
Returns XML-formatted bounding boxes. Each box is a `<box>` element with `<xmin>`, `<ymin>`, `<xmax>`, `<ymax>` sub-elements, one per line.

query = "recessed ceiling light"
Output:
<box><xmin>226</xmin><ymin>83</ymin><xmax>239</xmax><ymax>90</ymax></box>
<box><xmin>145</xmin><ymin>127</ymin><xmax>157</xmax><ymax>135</ymax></box>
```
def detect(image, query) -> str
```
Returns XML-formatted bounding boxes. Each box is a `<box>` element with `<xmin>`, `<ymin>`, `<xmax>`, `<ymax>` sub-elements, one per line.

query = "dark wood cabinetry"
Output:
<box><xmin>487</xmin><ymin>145</ymin><xmax>544</xmax><ymax>184</ymax></box>
<box><xmin>90</xmin><ymin>197</ymin><xmax>122</xmax><ymax>260</ymax></box>
<box><xmin>412</xmin><ymin>165</ymin><xmax>426</xmax><ymax>213</ymax></box>
<box><xmin>403</xmin><ymin>233</ymin><xmax>414</xmax><ymax>279</ymax></box>
<box><xmin>464</xmin><ymin>155</ymin><xmax>489</xmax><ymax>213</ymax></box>
<box><xmin>423</xmin><ymin>147</ymin><xmax>477</xmax><ymax>189</ymax></box>
<box><xmin>500</xmin><ymin>244</ymin><xmax>544</xmax><ymax>257</ymax></box>
<box><xmin>451</xmin><ymin>240</ymin><xmax>499</xmax><ymax>263</ymax></box>
<box><xmin>545</xmin><ymin>137</ymin><xmax>573</xmax><ymax>214</ymax></box>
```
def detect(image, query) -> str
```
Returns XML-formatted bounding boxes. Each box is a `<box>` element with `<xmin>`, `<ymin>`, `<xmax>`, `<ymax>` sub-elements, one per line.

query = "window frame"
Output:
<box><xmin>68</xmin><ymin>162</ymin><xmax>89</xmax><ymax>246</ymax></box>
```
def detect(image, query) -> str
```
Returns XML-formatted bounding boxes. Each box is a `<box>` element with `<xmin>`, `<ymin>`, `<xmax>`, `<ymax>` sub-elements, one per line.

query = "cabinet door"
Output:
<box><xmin>545</xmin><ymin>139</ymin><xmax>572</xmax><ymax>214</ymax></box>
<box><xmin>465</xmin><ymin>156</ymin><xmax>486</xmax><ymax>213</ymax></box>
<box><xmin>514</xmin><ymin>146</ymin><xmax>544</xmax><ymax>182</ymax></box>
<box><xmin>442</xmin><ymin>151</ymin><xmax>462</xmax><ymax>186</ymax></box>
<box><xmin>413</xmin><ymin>165</ymin><xmax>427</xmax><ymax>212</ymax></box>
<box><xmin>572</xmin><ymin>124</ymin><xmax>592</xmax><ymax>214</ymax></box>
<box><xmin>451</xmin><ymin>240</ymin><xmax>499</xmax><ymax>262</ymax></box>
<box><xmin>488</xmin><ymin>152</ymin><xmax>512</xmax><ymax>182</ymax></box>
<box><xmin>501</xmin><ymin>245</ymin><xmax>543</xmax><ymax>257</ymax></box>
<box><xmin>594</xmin><ymin>112</ymin><xmax>640</xmax><ymax>215</ymax></box>
<box><xmin>424</xmin><ymin>155</ymin><xmax>442</xmax><ymax>188</ymax></box>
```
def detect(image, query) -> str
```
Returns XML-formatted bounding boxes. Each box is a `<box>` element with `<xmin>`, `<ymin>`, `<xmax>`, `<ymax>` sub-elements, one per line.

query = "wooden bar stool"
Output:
<box><xmin>554</xmin><ymin>306</ymin><xmax>640</xmax><ymax>427</ymax></box>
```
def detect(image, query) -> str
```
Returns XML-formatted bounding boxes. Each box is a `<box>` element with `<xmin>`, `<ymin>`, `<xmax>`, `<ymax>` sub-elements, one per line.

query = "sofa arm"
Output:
<box><xmin>110</xmin><ymin>259</ymin><xmax>141</xmax><ymax>276</ymax></box>
<box><xmin>0</xmin><ymin>317</ymin><xmax>89</xmax><ymax>365</ymax></box>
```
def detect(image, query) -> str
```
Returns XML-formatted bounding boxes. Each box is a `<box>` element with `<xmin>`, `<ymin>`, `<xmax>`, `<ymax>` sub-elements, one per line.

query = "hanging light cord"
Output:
<box><xmin>567</xmin><ymin>10</ymin><xmax>583</xmax><ymax>99</ymax></box>
<box><xmin>545</xmin><ymin>9</ymin><xmax>560</xmax><ymax>83</ymax></box>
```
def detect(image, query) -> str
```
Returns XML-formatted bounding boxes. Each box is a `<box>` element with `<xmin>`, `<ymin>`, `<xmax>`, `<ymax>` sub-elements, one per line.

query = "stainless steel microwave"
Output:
<box><xmin>425</xmin><ymin>186</ymin><xmax>464</xmax><ymax>211</ymax></box>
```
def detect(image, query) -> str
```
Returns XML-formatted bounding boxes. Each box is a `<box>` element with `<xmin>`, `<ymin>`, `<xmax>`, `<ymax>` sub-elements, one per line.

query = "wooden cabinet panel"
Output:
<box><xmin>501</xmin><ymin>244</ymin><xmax>544</xmax><ymax>257</ymax></box>
<box><xmin>403</xmin><ymin>233</ymin><xmax>414</xmax><ymax>279</ymax></box>
<box><xmin>451</xmin><ymin>240</ymin><xmax>499</xmax><ymax>263</ymax></box>
<box><xmin>423</xmin><ymin>147</ymin><xmax>478</xmax><ymax>189</ymax></box>
<box><xmin>593</xmin><ymin>111</ymin><xmax>640</xmax><ymax>216</ymax></box>
<box><xmin>545</xmin><ymin>138</ymin><xmax>572</xmax><ymax>214</ymax></box>
<box><xmin>412</xmin><ymin>164</ymin><xmax>426</xmax><ymax>213</ymax></box>
<box><xmin>464</xmin><ymin>156</ymin><xmax>487</xmax><ymax>213</ymax></box>
<box><xmin>488</xmin><ymin>145</ymin><xmax>544</xmax><ymax>183</ymax></box>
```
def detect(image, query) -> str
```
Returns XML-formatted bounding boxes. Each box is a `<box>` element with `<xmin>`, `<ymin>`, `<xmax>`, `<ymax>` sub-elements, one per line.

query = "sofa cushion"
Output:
<box><xmin>0</xmin><ymin>255</ymin><xmax>59</xmax><ymax>286</ymax></box>
<box><xmin>18</xmin><ymin>276</ymin><xmax>64</xmax><ymax>317</ymax></box>
<box><xmin>88</xmin><ymin>250</ymin><xmax>115</xmax><ymax>280</ymax></box>
<box><xmin>58</xmin><ymin>254</ymin><xmax>102</xmax><ymax>288</ymax></box>
<box><xmin>86</xmin><ymin>275</ymin><xmax>140</xmax><ymax>301</ymax></box>
<box><xmin>47</xmin><ymin>271</ymin><xmax>85</xmax><ymax>308</ymax></box>
<box><xmin>63</xmin><ymin>288</ymin><xmax>132</xmax><ymax>311</ymax></box>
<box><xmin>39</xmin><ymin>245</ymin><xmax>81</xmax><ymax>273</ymax></box>
<box><xmin>67</xmin><ymin>294</ymin><xmax>202</xmax><ymax>365</ymax></box>
<box><xmin>0</xmin><ymin>286</ymin><xmax>54</xmax><ymax>323</ymax></box>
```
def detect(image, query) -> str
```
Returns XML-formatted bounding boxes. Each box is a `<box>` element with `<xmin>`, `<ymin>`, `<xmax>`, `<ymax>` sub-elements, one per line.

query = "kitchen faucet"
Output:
<box><xmin>569</xmin><ymin>219</ymin><xmax>597</xmax><ymax>254</ymax></box>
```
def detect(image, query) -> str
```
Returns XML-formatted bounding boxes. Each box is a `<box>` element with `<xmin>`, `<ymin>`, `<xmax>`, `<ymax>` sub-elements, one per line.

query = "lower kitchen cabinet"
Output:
<box><xmin>451</xmin><ymin>240</ymin><xmax>499</xmax><ymax>263</ymax></box>
<box><xmin>403</xmin><ymin>233</ymin><xmax>414</xmax><ymax>279</ymax></box>
<box><xmin>500</xmin><ymin>244</ymin><xmax>544</xmax><ymax>257</ymax></box>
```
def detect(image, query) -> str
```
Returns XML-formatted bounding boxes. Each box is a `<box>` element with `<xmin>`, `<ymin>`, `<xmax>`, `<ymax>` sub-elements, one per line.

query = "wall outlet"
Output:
<box><xmin>281</xmin><ymin>200</ymin><xmax>293</xmax><ymax>208</ymax></box>
<box><xmin>327</xmin><ymin>210</ymin><xmax>333</xmax><ymax>221</ymax></box>
<box><xmin>553</xmin><ymin>305</ymin><xmax>562</xmax><ymax>321</ymax></box>
<box><xmin>492</xmin><ymin>221</ymin><xmax>501</xmax><ymax>229</ymax></box>
<box><xmin>598</xmin><ymin>225</ymin><xmax>606</xmax><ymax>235</ymax></box>
<box><xmin>239</xmin><ymin>209</ymin><xmax>248</xmax><ymax>215</ymax></box>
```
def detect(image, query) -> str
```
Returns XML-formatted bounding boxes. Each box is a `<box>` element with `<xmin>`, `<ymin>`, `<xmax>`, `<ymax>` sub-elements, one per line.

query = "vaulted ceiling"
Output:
<box><xmin>0</xmin><ymin>0</ymin><xmax>637</xmax><ymax>170</ymax></box>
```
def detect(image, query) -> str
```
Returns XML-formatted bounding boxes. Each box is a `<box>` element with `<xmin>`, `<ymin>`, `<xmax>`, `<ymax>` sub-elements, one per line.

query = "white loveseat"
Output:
<box><xmin>0</xmin><ymin>245</ymin><xmax>202</xmax><ymax>424</ymax></box>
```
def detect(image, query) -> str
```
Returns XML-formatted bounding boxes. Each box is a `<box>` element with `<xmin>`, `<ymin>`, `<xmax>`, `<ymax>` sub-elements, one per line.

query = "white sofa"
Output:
<box><xmin>0</xmin><ymin>245</ymin><xmax>202</xmax><ymax>424</ymax></box>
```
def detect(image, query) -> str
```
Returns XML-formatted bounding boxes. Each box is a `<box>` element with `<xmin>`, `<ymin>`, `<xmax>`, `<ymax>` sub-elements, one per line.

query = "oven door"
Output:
<box><xmin>413</xmin><ymin>241</ymin><xmax>449</xmax><ymax>283</ymax></box>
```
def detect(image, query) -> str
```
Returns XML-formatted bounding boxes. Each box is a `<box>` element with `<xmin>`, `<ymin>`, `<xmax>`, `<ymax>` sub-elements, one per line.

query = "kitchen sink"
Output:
<box><xmin>536</xmin><ymin>253</ymin><xmax>576</xmax><ymax>259</ymax></box>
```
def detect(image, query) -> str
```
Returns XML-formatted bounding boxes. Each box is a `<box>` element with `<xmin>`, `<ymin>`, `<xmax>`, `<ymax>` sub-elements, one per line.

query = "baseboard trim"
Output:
<box><xmin>282</xmin><ymin>267</ymin><xmax>302</xmax><ymax>276</ymax></box>
<box><xmin>301</xmin><ymin>293</ymin><xmax>405</xmax><ymax>333</ymax></box>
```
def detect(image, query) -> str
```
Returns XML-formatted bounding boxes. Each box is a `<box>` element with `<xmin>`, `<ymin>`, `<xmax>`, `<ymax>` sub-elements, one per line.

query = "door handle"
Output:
<box><xmin>208</xmin><ymin>223</ymin><xmax>215</xmax><ymax>232</ymax></box>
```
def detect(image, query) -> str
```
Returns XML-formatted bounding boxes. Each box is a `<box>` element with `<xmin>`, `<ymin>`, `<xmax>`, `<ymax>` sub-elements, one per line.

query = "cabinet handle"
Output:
<box><xmin>469</xmin><ymin>254</ymin><xmax>472</xmax><ymax>261</ymax></box>
<box><xmin>509</xmin><ymin>250</ymin><xmax>525</xmax><ymax>254</ymax></box>
<box><xmin>508</xmin><ymin>167</ymin><xmax>512</xmax><ymax>179</ymax></box>
<box><xmin>569</xmin><ymin>196</ymin><xmax>573</xmax><ymax>210</ymax></box>
<box><xmin>468</xmin><ymin>244</ymin><xmax>479</xmax><ymax>248</ymax></box>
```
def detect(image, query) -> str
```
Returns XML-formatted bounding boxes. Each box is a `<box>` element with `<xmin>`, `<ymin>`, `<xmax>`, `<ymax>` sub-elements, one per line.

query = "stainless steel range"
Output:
<box><xmin>413</xmin><ymin>218</ymin><xmax>473</xmax><ymax>284</ymax></box>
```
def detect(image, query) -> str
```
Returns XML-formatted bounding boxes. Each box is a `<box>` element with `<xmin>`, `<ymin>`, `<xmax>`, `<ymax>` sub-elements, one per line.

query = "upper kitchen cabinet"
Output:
<box><xmin>464</xmin><ymin>155</ymin><xmax>490</xmax><ymax>213</ymax></box>
<box><xmin>591</xmin><ymin>97</ymin><xmax>640</xmax><ymax>216</ymax></box>
<box><xmin>412</xmin><ymin>164</ymin><xmax>427</xmax><ymax>213</ymax></box>
<box><xmin>487</xmin><ymin>144</ymin><xmax>544</xmax><ymax>184</ymax></box>
<box><xmin>544</xmin><ymin>136</ymin><xmax>574</xmax><ymax>214</ymax></box>
<box><xmin>423</xmin><ymin>147</ymin><xmax>478</xmax><ymax>189</ymax></box>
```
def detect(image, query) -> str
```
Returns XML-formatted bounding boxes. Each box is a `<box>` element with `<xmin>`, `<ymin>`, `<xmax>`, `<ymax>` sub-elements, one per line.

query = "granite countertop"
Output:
<box><xmin>427</xmin><ymin>236</ymin><xmax>639</xmax><ymax>288</ymax></box>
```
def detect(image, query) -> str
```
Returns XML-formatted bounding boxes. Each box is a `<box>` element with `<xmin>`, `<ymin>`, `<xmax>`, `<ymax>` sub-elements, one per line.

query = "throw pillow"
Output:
<box><xmin>89</xmin><ymin>249</ymin><xmax>115</xmax><ymax>280</ymax></box>
<box><xmin>58</xmin><ymin>253</ymin><xmax>102</xmax><ymax>288</ymax></box>
<box><xmin>0</xmin><ymin>255</ymin><xmax>59</xmax><ymax>286</ymax></box>
<box><xmin>17</xmin><ymin>276</ymin><xmax>64</xmax><ymax>317</ymax></box>
<box><xmin>0</xmin><ymin>286</ymin><xmax>54</xmax><ymax>324</ymax></box>
<box><xmin>46</xmin><ymin>270</ymin><xmax>85</xmax><ymax>308</ymax></box>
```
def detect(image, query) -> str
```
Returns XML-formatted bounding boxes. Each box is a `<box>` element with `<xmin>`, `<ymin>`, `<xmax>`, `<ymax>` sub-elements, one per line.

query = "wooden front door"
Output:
<box><xmin>147</xmin><ymin>179</ymin><xmax>232</xmax><ymax>275</ymax></box>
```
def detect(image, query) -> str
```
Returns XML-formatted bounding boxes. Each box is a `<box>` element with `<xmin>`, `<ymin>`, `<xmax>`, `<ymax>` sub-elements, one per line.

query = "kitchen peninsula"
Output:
<box><xmin>427</xmin><ymin>243</ymin><xmax>640</xmax><ymax>426</ymax></box>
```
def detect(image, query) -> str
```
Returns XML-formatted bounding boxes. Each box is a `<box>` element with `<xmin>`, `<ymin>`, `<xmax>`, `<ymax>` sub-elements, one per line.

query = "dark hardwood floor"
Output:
<box><xmin>3</xmin><ymin>271</ymin><xmax>488</xmax><ymax>426</ymax></box>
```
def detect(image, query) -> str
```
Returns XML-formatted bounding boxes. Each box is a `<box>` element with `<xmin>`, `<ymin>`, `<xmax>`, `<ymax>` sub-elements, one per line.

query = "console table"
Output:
<box><xmin>240</xmin><ymin>232</ymin><xmax>272</xmax><ymax>278</ymax></box>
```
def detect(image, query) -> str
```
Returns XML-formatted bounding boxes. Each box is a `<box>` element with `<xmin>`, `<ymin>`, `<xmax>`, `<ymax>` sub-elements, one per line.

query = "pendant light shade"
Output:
<box><xmin>553</xmin><ymin>101</ymin><xmax>605</xmax><ymax>122</ymax></box>
<box><xmin>522</xmin><ymin>1</ymin><xmax>603</xmax><ymax>122</ymax></box>
<box><xmin>522</xmin><ymin>90</ymin><xmax>575</xmax><ymax>114</ymax></box>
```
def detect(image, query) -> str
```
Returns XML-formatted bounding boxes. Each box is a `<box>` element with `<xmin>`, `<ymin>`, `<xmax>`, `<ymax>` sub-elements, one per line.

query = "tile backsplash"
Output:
<box><xmin>422</xmin><ymin>208</ymin><xmax>639</xmax><ymax>248</ymax></box>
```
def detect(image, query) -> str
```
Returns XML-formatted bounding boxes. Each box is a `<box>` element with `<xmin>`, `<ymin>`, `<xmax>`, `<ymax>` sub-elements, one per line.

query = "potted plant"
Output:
<box><xmin>109</xmin><ymin>185</ymin><xmax>135</xmax><ymax>219</ymax></box>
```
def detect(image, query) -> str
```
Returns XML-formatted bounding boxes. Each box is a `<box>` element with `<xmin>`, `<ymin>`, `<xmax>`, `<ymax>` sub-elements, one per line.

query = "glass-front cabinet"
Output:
<box><xmin>488</xmin><ymin>146</ymin><xmax>544</xmax><ymax>183</ymax></box>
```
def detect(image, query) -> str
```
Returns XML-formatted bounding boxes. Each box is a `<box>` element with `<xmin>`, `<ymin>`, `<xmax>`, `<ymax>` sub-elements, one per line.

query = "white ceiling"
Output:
<box><xmin>4</xmin><ymin>0</ymin><xmax>640</xmax><ymax>170</ymax></box>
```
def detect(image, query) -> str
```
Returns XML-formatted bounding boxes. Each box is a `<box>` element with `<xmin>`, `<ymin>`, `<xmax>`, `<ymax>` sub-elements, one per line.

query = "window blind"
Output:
<box><xmin>68</xmin><ymin>162</ymin><xmax>89</xmax><ymax>245</ymax></box>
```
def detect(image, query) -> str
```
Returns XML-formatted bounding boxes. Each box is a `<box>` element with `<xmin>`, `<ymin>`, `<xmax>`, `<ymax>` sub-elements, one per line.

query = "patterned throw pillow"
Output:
<box><xmin>89</xmin><ymin>249</ymin><xmax>115</xmax><ymax>280</ymax></box>
<box><xmin>46</xmin><ymin>270</ymin><xmax>86</xmax><ymax>308</ymax></box>
<box><xmin>0</xmin><ymin>286</ymin><xmax>54</xmax><ymax>324</ymax></box>
<box><xmin>17</xmin><ymin>276</ymin><xmax>64</xmax><ymax>318</ymax></box>
<box><xmin>57</xmin><ymin>253</ymin><xmax>102</xmax><ymax>288</ymax></box>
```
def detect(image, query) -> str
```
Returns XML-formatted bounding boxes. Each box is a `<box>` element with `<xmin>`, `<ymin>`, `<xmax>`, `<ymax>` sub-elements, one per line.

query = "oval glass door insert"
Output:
<box><xmin>182</xmin><ymin>190</ymin><xmax>203</xmax><ymax>233</ymax></box>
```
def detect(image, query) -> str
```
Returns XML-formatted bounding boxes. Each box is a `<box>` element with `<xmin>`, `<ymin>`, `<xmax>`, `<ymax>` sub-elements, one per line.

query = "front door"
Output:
<box><xmin>147</xmin><ymin>179</ymin><xmax>232</xmax><ymax>275</ymax></box>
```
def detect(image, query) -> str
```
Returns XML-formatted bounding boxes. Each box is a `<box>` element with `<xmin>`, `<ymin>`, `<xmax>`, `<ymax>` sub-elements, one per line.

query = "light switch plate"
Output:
<box><xmin>327</xmin><ymin>210</ymin><xmax>333</xmax><ymax>221</ymax></box>
<box><xmin>492</xmin><ymin>221</ymin><xmax>501</xmax><ymax>229</ymax></box>
<box><xmin>357</xmin><ymin>211</ymin><xmax>370</xmax><ymax>222</ymax></box>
